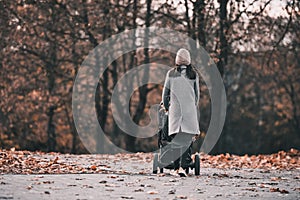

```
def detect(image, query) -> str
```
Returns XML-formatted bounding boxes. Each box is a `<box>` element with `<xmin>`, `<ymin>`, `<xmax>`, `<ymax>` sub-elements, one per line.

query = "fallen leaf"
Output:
<box><xmin>42</xmin><ymin>181</ymin><xmax>54</xmax><ymax>184</ymax></box>
<box><xmin>51</xmin><ymin>164</ymin><xmax>60</xmax><ymax>169</ymax></box>
<box><xmin>26</xmin><ymin>185</ymin><xmax>33</xmax><ymax>190</ymax></box>
<box><xmin>108</xmin><ymin>175</ymin><xmax>118</xmax><ymax>179</ymax></box>
<box><xmin>280</xmin><ymin>189</ymin><xmax>289</xmax><ymax>194</ymax></box>
<box><xmin>175</xmin><ymin>195</ymin><xmax>187</xmax><ymax>199</ymax></box>
<box><xmin>134</xmin><ymin>188</ymin><xmax>144</xmax><ymax>192</ymax></box>
<box><xmin>244</xmin><ymin>188</ymin><xmax>257</xmax><ymax>192</ymax></box>
<box><xmin>257</xmin><ymin>183</ymin><xmax>267</xmax><ymax>188</ymax></box>
<box><xmin>168</xmin><ymin>189</ymin><xmax>176</xmax><ymax>194</ymax></box>
<box><xmin>271</xmin><ymin>177</ymin><xmax>282</xmax><ymax>181</ymax></box>
<box><xmin>147</xmin><ymin>190</ymin><xmax>158</xmax><ymax>194</ymax></box>
<box><xmin>270</xmin><ymin>188</ymin><xmax>289</xmax><ymax>194</ymax></box>
<box><xmin>82</xmin><ymin>185</ymin><xmax>93</xmax><ymax>188</ymax></box>
<box><xmin>121</xmin><ymin>196</ymin><xmax>134</xmax><ymax>199</ymax></box>
<box><xmin>105</xmin><ymin>184</ymin><xmax>116</xmax><ymax>187</ymax></box>
<box><xmin>53</xmin><ymin>157</ymin><xmax>59</xmax><ymax>164</ymax></box>
<box><xmin>99</xmin><ymin>180</ymin><xmax>107</xmax><ymax>184</ymax></box>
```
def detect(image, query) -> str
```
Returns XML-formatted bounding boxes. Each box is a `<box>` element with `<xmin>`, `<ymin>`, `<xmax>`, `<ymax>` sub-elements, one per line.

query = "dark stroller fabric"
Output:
<box><xmin>157</xmin><ymin>105</ymin><xmax>172</xmax><ymax>147</ymax></box>
<box><xmin>157</xmin><ymin>103</ymin><xmax>193</xmax><ymax>169</ymax></box>
<box><xmin>170</xmin><ymin>132</ymin><xmax>193</xmax><ymax>148</ymax></box>
<box><xmin>159</xmin><ymin>132</ymin><xmax>193</xmax><ymax>169</ymax></box>
<box><xmin>170</xmin><ymin>132</ymin><xmax>193</xmax><ymax>168</ymax></box>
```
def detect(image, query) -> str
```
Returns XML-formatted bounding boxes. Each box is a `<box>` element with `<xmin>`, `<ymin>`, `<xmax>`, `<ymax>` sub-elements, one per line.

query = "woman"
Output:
<box><xmin>162</xmin><ymin>48</ymin><xmax>200</xmax><ymax>176</ymax></box>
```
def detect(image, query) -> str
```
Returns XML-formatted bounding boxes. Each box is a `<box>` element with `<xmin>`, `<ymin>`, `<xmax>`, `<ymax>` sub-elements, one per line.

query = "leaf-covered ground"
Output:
<box><xmin>0</xmin><ymin>148</ymin><xmax>299</xmax><ymax>199</ymax></box>
<box><xmin>0</xmin><ymin>148</ymin><xmax>299</xmax><ymax>174</ymax></box>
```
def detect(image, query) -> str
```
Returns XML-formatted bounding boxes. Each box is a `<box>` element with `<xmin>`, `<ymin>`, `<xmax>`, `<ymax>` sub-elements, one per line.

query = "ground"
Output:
<box><xmin>0</xmin><ymin>149</ymin><xmax>299</xmax><ymax>199</ymax></box>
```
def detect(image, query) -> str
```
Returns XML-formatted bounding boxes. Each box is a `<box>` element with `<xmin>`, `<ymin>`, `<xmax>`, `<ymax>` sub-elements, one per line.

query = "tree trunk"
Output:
<box><xmin>184</xmin><ymin>0</ymin><xmax>191</xmax><ymax>37</ymax></box>
<box><xmin>127</xmin><ymin>0</ymin><xmax>152</xmax><ymax>152</ymax></box>
<box><xmin>214</xmin><ymin>0</ymin><xmax>228</xmax><ymax>153</ymax></box>
<box><xmin>196</xmin><ymin>0</ymin><xmax>206</xmax><ymax>48</ymax></box>
<box><xmin>82</xmin><ymin>0</ymin><xmax>111</xmax><ymax>153</ymax></box>
<box><xmin>46</xmin><ymin>38</ymin><xmax>57</xmax><ymax>152</ymax></box>
<box><xmin>217</xmin><ymin>0</ymin><xmax>228</xmax><ymax>77</ymax></box>
<box><xmin>47</xmin><ymin>105</ymin><xmax>56</xmax><ymax>152</ymax></box>
<box><xmin>124</xmin><ymin>0</ymin><xmax>141</xmax><ymax>152</ymax></box>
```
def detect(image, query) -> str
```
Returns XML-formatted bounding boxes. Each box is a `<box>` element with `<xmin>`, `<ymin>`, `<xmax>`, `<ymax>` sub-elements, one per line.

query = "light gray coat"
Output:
<box><xmin>162</xmin><ymin>67</ymin><xmax>200</xmax><ymax>135</ymax></box>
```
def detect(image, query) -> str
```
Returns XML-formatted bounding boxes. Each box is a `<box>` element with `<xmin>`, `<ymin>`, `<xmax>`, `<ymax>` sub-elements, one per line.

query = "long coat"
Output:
<box><xmin>162</xmin><ymin>67</ymin><xmax>200</xmax><ymax>135</ymax></box>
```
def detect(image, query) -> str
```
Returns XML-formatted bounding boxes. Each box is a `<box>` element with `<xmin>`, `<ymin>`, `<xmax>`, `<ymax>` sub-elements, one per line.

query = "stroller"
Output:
<box><xmin>152</xmin><ymin>102</ymin><xmax>200</xmax><ymax>175</ymax></box>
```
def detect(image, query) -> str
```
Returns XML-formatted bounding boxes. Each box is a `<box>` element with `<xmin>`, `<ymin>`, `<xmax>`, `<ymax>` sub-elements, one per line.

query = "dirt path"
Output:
<box><xmin>0</xmin><ymin>167</ymin><xmax>299</xmax><ymax>200</ymax></box>
<box><xmin>0</xmin><ymin>151</ymin><xmax>299</xmax><ymax>200</ymax></box>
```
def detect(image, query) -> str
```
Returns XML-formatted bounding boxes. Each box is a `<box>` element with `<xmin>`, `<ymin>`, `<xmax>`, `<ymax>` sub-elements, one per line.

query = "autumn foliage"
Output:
<box><xmin>0</xmin><ymin>1</ymin><xmax>299</xmax><ymax>154</ymax></box>
<box><xmin>0</xmin><ymin>148</ymin><xmax>299</xmax><ymax>174</ymax></box>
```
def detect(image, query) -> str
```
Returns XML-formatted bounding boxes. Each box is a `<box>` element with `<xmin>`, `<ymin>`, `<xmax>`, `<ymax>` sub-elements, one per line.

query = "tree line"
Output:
<box><xmin>0</xmin><ymin>0</ymin><xmax>299</xmax><ymax>154</ymax></box>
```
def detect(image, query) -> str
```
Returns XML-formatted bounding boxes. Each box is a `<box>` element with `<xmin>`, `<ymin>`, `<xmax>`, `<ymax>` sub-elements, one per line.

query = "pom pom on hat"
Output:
<box><xmin>175</xmin><ymin>48</ymin><xmax>191</xmax><ymax>65</ymax></box>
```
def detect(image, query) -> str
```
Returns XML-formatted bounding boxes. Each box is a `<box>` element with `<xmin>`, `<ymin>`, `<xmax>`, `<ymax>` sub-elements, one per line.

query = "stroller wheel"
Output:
<box><xmin>194</xmin><ymin>154</ymin><xmax>200</xmax><ymax>176</ymax></box>
<box><xmin>153</xmin><ymin>153</ymin><xmax>159</xmax><ymax>174</ymax></box>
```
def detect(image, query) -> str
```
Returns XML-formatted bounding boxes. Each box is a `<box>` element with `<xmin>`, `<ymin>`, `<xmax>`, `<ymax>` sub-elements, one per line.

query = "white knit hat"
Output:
<box><xmin>175</xmin><ymin>48</ymin><xmax>191</xmax><ymax>65</ymax></box>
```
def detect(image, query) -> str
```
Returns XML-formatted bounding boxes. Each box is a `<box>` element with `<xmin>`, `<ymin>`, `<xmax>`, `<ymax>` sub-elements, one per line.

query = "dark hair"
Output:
<box><xmin>169</xmin><ymin>64</ymin><xmax>197</xmax><ymax>79</ymax></box>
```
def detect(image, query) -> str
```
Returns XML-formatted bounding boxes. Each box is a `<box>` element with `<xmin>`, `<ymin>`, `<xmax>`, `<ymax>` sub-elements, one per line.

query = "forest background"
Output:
<box><xmin>0</xmin><ymin>0</ymin><xmax>299</xmax><ymax>155</ymax></box>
